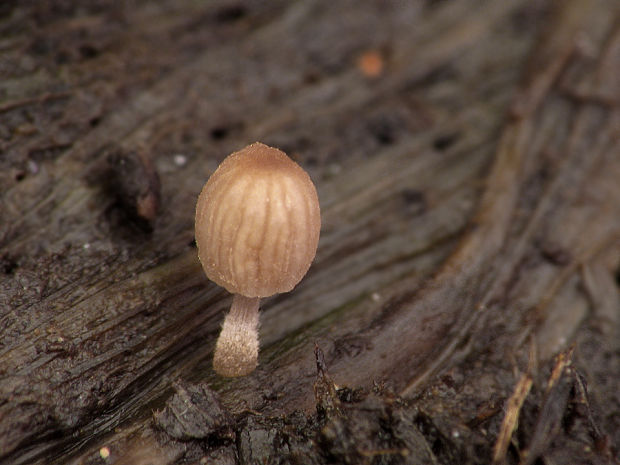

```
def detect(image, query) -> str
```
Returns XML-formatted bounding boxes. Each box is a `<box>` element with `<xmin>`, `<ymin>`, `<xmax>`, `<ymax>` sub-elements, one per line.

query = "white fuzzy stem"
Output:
<box><xmin>213</xmin><ymin>294</ymin><xmax>260</xmax><ymax>377</ymax></box>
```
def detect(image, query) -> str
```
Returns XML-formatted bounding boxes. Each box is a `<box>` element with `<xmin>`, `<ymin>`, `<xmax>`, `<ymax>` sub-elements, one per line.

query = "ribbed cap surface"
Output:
<box><xmin>195</xmin><ymin>142</ymin><xmax>321</xmax><ymax>297</ymax></box>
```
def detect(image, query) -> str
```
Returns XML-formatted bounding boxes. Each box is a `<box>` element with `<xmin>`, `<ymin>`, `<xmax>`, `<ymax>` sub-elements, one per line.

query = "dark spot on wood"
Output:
<box><xmin>305</xmin><ymin>155</ymin><xmax>318</xmax><ymax>167</ymax></box>
<box><xmin>401</xmin><ymin>188</ymin><xmax>425</xmax><ymax>206</ymax></box>
<box><xmin>410</xmin><ymin>63</ymin><xmax>457</xmax><ymax>88</ymax></box>
<box><xmin>89</xmin><ymin>116</ymin><xmax>100</xmax><ymax>127</ymax></box>
<box><xmin>214</xmin><ymin>4</ymin><xmax>247</xmax><ymax>23</ymax></box>
<box><xmin>424</xmin><ymin>0</ymin><xmax>450</xmax><ymax>10</ymax></box>
<box><xmin>368</xmin><ymin>117</ymin><xmax>397</xmax><ymax>145</ymax></box>
<box><xmin>0</xmin><ymin>254</ymin><xmax>18</xmax><ymax>274</ymax></box>
<box><xmin>99</xmin><ymin>146</ymin><xmax>161</xmax><ymax>233</ymax></box>
<box><xmin>440</xmin><ymin>373</ymin><xmax>456</xmax><ymax>389</ymax></box>
<box><xmin>210</xmin><ymin>125</ymin><xmax>230</xmax><ymax>140</ymax></box>
<box><xmin>432</xmin><ymin>132</ymin><xmax>460</xmax><ymax>151</ymax></box>
<box><xmin>14</xmin><ymin>170</ymin><xmax>26</xmax><ymax>182</ymax></box>
<box><xmin>78</xmin><ymin>44</ymin><xmax>98</xmax><ymax>60</ymax></box>
<box><xmin>303</xmin><ymin>71</ymin><xmax>321</xmax><ymax>84</ymax></box>
<box><xmin>401</xmin><ymin>188</ymin><xmax>427</xmax><ymax>216</ymax></box>
<box><xmin>539</xmin><ymin>242</ymin><xmax>571</xmax><ymax>266</ymax></box>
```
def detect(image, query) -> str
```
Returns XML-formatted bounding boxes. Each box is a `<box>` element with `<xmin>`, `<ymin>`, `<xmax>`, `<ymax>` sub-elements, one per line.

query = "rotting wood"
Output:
<box><xmin>0</xmin><ymin>0</ymin><xmax>619</xmax><ymax>464</ymax></box>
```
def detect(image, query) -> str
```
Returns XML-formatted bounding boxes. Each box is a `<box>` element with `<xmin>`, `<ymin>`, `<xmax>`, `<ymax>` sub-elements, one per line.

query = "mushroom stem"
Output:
<box><xmin>213</xmin><ymin>294</ymin><xmax>260</xmax><ymax>377</ymax></box>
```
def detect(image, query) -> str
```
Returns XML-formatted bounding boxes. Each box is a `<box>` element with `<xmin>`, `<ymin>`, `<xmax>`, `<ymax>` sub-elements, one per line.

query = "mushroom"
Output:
<box><xmin>195</xmin><ymin>142</ymin><xmax>321</xmax><ymax>377</ymax></box>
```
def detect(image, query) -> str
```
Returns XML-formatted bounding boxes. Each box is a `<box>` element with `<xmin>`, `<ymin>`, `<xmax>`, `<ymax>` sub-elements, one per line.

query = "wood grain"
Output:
<box><xmin>0</xmin><ymin>0</ymin><xmax>618</xmax><ymax>463</ymax></box>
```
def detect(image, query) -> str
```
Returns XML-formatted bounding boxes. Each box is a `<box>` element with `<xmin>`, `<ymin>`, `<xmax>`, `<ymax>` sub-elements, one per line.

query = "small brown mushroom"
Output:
<box><xmin>195</xmin><ymin>142</ymin><xmax>321</xmax><ymax>377</ymax></box>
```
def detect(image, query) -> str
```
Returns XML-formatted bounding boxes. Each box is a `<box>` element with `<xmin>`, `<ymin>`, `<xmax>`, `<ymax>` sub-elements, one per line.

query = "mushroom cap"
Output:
<box><xmin>195</xmin><ymin>142</ymin><xmax>321</xmax><ymax>297</ymax></box>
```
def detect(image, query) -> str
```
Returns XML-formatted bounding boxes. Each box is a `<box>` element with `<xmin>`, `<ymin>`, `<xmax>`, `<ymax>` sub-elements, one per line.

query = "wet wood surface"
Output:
<box><xmin>0</xmin><ymin>0</ymin><xmax>619</xmax><ymax>463</ymax></box>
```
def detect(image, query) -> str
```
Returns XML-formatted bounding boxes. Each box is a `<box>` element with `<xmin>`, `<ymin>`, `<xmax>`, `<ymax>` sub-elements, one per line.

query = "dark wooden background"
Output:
<box><xmin>1</xmin><ymin>0</ymin><xmax>619</xmax><ymax>464</ymax></box>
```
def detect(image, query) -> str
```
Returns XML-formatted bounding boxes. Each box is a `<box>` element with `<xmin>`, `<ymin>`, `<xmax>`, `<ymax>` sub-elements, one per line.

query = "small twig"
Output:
<box><xmin>492</xmin><ymin>372</ymin><xmax>533</xmax><ymax>465</ymax></box>
<box><xmin>313</xmin><ymin>343</ymin><xmax>341</xmax><ymax>417</ymax></box>
<box><xmin>571</xmin><ymin>370</ymin><xmax>613</xmax><ymax>460</ymax></box>
<box><xmin>519</xmin><ymin>346</ymin><xmax>575</xmax><ymax>465</ymax></box>
<box><xmin>544</xmin><ymin>345</ymin><xmax>574</xmax><ymax>394</ymax></box>
<box><xmin>492</xmin><ymin>338</ymin><xmax>537</xmax><ymax>465</ymax></box>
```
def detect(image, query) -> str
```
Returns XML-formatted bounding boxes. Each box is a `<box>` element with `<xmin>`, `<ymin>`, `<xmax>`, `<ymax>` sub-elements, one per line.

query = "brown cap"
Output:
<box><xmin>195</xmin><ymin>142</ymin><xmax>321</xmax><ymax>297</ymax></box>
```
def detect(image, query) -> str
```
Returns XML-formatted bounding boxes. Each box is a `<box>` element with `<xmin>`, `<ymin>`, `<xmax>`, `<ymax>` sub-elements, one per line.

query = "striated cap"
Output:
<box><xmin>195</xmin><ymin>142</ymin><xmax>321</xmax><ymax>297</ymax></box>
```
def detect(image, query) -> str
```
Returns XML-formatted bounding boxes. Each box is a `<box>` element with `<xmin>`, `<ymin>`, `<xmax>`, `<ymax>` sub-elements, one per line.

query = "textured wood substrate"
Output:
<box><xmin>0</xmin><ymin>0</ymin><xmax>618</xmax><ymax>464</ymax></box>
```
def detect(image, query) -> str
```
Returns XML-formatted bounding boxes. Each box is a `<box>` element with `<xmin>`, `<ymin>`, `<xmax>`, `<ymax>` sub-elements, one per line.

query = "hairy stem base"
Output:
<box><xmin>213</xmin><ymin>294</ymin><xmax>260</xmax><ymax>377</ymax></box>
